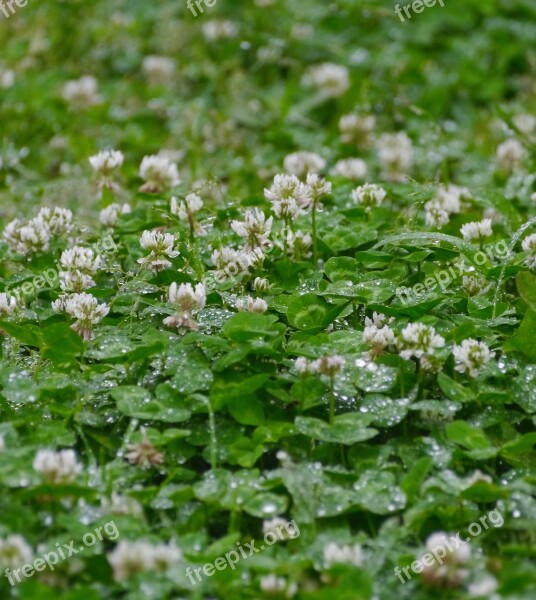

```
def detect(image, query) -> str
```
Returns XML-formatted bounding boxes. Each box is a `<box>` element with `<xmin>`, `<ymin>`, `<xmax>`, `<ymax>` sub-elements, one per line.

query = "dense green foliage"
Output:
<box><xmin>1</xmin><ymin>0</ymin><xmax>536</xmax><ymax>599</ymax></box>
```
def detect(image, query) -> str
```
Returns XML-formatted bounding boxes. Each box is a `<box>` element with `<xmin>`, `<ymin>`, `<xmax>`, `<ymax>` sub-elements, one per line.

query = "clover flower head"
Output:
<box><xmin>33</xmin><ymin>448</ymin><xmax>82</xmax><ymax>484</ymax></box>
<box><xmin>89</xmin><ymin>149</ymin><xmax>124</xmax><ymax>176</ymax></box>
<box><xmin>107</xmin><ymin>539</ymin><xmax>181</xmax><ymax>582</ymax></box>
<box><xmin>496</xmin><ymin>138</ymin><xmax>525</xmax><ymax>171</ymax></box>
<box><xmin>307</xmin><ymin>63</ymin><xmax>350</xmax><ymax>97</ymax></box>
<box><xmin>62</xmin><ymin>75</ymin><xmax>101</xmax><ymax>109</ymax></box>
<box><xmin>283</xmin><ymin>151</ymin><xmax>326</xmax><ymax>178</ymax></box>
<box><xmin>351</xmin><ymin>183</ymin><xmax>386</xmax><ymax>212</ymax></box>
<box><xmin>460</xmin><ymin>219</ymin><xmax>493</xmax><ymax>242</ymax></box>
<box><xmin>398</xmin><ymin>323</ymin><xmax>445</xmax><ymax>360</ymax></box>
<box><xmin>100</xmin><ymin>203</ymin><xmax>131</xmax><ymax>227</ymax></box>
<box><xmin>324</xmin><ymin>542</ymin><xmax>363</xmax><ymax>568</ymax></box>
<box><xmin>0</xmin><ymin>535</ymin><xmax>33</xmax><ymax>570</ymax></box>
<box><xmin>377</xmin><ymin>132</ymin><xmax>413</xmax><ymax>181</ymax></box>
<box><xmin>142</xmin><ymin>55</ymin><xmax>175</xmax><ymax>86</ymax></box>
<box><xmin>522</xmin><ymin>233</ymin><xmax>536</xmax><ymax>269</ymax></box>
<box><xmin>331</xmin><ymin>158</ymin><xmax>368</xmax><ymax>180</ymax></box>
<box><xmin>163</xmin><ymin>282</ymin><xmax>206</xmax><ymax>331</ymax></box>
<box><xmin>56</xmin><ymin>292</ymin><xmax>110</xmax><ymax>340</ymax></box>
<box><xmin>137</xmin><ymin>230</ymin><xmax>179</xmax><ymax>271</ymax></box>
<box><xmin>338</xmin><ymin>113</ymin><xmax>376</xmax><ymax>144</ymax></box>
<box><xmin>0</xmin><ymin>293</ymin><xmax>17</xmax><ymax>318</ymax></box>
<box><xmin>139</xmin><ymin>154</ymin><xmax>180</xmax><ymax>193</ymax></box>
<box><xmin>236</xmin><ymin>296</ymin><xmax>268</xmax><ymax>313</ymax></box>
<box><xmin>231</xmin><ymin>208</ymin><xmax>273</xmax><ymax>250</ymax></box>
<box><xmin>453</xmin><ymin>339</ymin><xmax>494</xmax><ymax>378</ymax></box>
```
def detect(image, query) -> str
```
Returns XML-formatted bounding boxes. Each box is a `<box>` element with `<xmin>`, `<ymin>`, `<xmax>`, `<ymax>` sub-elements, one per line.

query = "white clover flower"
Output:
<box><xmin>37</xmin><ymin>207</ymin><xmax>74</xmax><ymax>236</ymax></box>
<box><xmin>425</xmin><ymin>201</ymin><xmax>450</xmax><ymax>228</ymax></box>
<box><xmin>89</xmin><ymin>150</ymin><xmax>124</xmax><ymax>176</ymax></box>
<box><xmin>60</xmin><ymin>292</ymin><xmax>110</xmax><ymax>340</ymax></box>
<box><xmin>163</xmin><ymin>282</ymin><xmax>206</xmax><ymax>331</ymax></box>
<box><xmin>331</xmin><ymin>158</ymin><xmax>368</xmax><ymax>180</ymax></box>
<box><xmin>211</xmin><ymin>247</ymin><xmax>244</xmax><ymax>280</ymax></box>
<box><xmin>62</xmin><ymin>76</ymin><xmax>101</xmax><ymax>109</ymax></box>
<box><xmin>107</xmin><ymin>540</ymin><xmax>156</xmax><ymax>582</ymax></box>
<box><xmin>307</xmin><ymin>63</ymin><xmax>350</xmax><ymax>98</ymax></box>
<box><xmin>496</xmin><ymin>138</ymin><xmax>525</xmax><ymax>171</ymax></box>
<box><xmin>0</xmin><ymin>535</ymin><xmax>33</xmax><ymax>570</ymax></box>
<box><xmin>202</xmin><ymin>20</ymin><xmax>238</xmax><ymax>40</ymax></box>
<box><xmin>236</xmin><ymin>296</ymin><xmax>268</xmax><ymax>314</ymax></box>
<box><xmin>260</xmin><ymin>575</ymin><xmax>297</xmax><ymax>598</ymax></box>
<box><xmin>364</xmin><ymin>312</ymin><xmax>394</xmax><ymax>328</ymax></box>
<box><xmin>453</xmin><ymin>339</ymin><xmax>494</xmax><ymax>378</ymax></box>
<box><xmin>3</xmin><ymin>217</ymin><xmax>51</xmax><ymax>255</ymax></box>
<box><xmin>59</xmin><ymin>271</ymin><xmax>97</xmax><ymax>293</ymax></box>
<box><xmin>522</xmin><ymin>233</ymin><xmax>536</xmax><ymax>269</ymax></box>
<box><xmin>312</xmin><ymin>355</ymin><xmax>345</xmax><ymax>376</ymax></box>
<box><xmin>468</xmin><ymin>575</ymin><xmax>498</xmax><ymax>597</ymax></box>
<box><xmin>60</xmin><ymin>246</ymin><xmax>102</xmax><ymax>273</ymax></box>
<box><xmin>462</xmin><ymin>274</ymin><xmax>491</xmax><ymax>296</ymax></box>
<box><xmin>262</xmin><ymin>517</ymin><xmax>288</xmax><ymax>537</ymax></box>
<box><xmin>0</xmin><ymin>293</ymin><xmax>17</xmax><ymax>318</ymax></box>
<box><xmin>425</xmin><ymin>532</ymin><xmax>471</xmax><ymax>564</ymax></box>
<box><xmin>338</xmin><ymin>113</ymin><xmax>375</xmax><ymax>145</ymax></box>
<box><xmin>302</xmin><ymin>173</ymin><xmax>331</xmax><ymax>210</ymax></box>
<box><xmin>363</xmin><ymin>317</ymin><xmax>395</xmax><ymax>359</ymax></box>
<box><xmin>351</xmin><ymin>183</ymin><xmax>386</xmax><ymax>212</ymax></box>
<box><xmin>294</xmin><ymin>357</ymin><xmax>316</xmax><ymax>375</ymax></box>
<box><xmin>283</xmin><ymin>152</ymin><xmax>326</xmax><ymax>178</ymax></box>
<box><xmin>231</xmin><ymin>208</ymin><xmax>273</xmax><ymax>250</ymax></box>
<box><xmin>377</xmin><ymin>132</ymin><xmax>413</xmax><ymax>182</ymax></box>
<box><xmin>142</xmin><ymin>55</ymin><xmax>175</xmax><ymax>86</ymax></box>
<box><xmin>137</xmin><ymin>230</ymin><xmax>179</xmax><ymax>271</ymax></box>
<box><xmin>33</xmin><ymin>449</ymin><xmax>82</xmax><ymax>484</ymax></box>
<box><xmin>513</xmin><ymin>114</ymin><xmax>536</xmax><ymax>135</ymax></box>
<box><xmin>421</xmin><ymin>532</ymin><xmax>471</xmax><ymax>587</ymax></box>
<box><xmin>323</xmin><ymin>542</ymin><xmax>363</xmax><ymax>568</ymax></box>
<box><xmin>171</xmin><ymin>194</ymin><xmax>206</xmax><ymax>236</ymax></box>
<box><xmin>103</xmin><ymin>493</ymin><xmax>143</xmax><ymax>517</ymax></box>
<box><xmin>100</xmin><ymin>203</ymin><xmax>132</xmax><ymax>227</ymax></box>
<box><xmin>460</xmin><ymin>219</ymin><xmax>493</xmax><ymax>242</ymax></box>
<box><xmin>139</xmin><ymin>155</ymin><xmax>181</xmax><ymax>193</ymax></box>
<box><xmin>264</xmin><ymin>174</ymin><xmax>310</xmax><ymax>220</ymax></box>
<box><xmin>283</xmin><ymin>229</ymin><xmax>312</xmax><ymax>259</ymax></box>
<box><xmin>398</xmin><ymin>323</ymin><xmax>445</xmax><ymax>360</ymax></box>
<box><xmin>0</xmin><ymin>66</ymin><xmax>15</xmax><ymax>89</ymax></box>
<box><xmin>151</xmin><ymin>542</ymin><xmax>182</xmax><ymax>573</ymax></box>
<box><xmin>253</xmin><ymin>277</ymin><xmax>271</xmax><ymax>293</ymax></box>
<box><xmin>436</xmin><ymin>184</ymin><xmax>471</xmax><ymax>214</ymax></box>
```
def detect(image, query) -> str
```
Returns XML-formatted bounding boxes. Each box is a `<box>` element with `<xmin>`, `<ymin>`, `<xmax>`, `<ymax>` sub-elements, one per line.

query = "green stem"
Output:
<box><xmin>329</xmin><ymin>375</ymin><xmax>335</xmax><ymax>425</ymax></box>
<box><xmin>312</xmin><ymin>204</ymin><xmax>318</xmax><ymax>265</ymax></box>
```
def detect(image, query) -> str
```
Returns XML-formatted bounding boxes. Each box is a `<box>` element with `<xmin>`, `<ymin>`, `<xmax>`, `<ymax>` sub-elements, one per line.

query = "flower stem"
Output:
<box><xmin>312</xmin><ymin>204</ymin><xmax>318</xmax><ymax>265</ymax></box>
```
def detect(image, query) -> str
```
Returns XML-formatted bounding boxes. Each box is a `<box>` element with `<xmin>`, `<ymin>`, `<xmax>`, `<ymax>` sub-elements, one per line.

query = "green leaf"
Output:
<box><xmin>243</xmin><ymin>492</ymin><xmax>288</xmax><ymax>518</ymax></box>
<box><xmin>504</xmin><ymin>309</ymin><xmax>536</xmax><ymax>362</ymax></box>
<box><xmin>222</xmin><ymin>312</ymin><xmax>279</xmax><ymax>341</ymax></box>
<box><xmin>295</xmin><ymin>414</ymin><xmax>378</xmax><ymax>445</ymax></box>
<box><xmin>517</xmin><ymin>271</ymin><xmax>536</xmax><ymax>310</ymax></box>
<box><xmin>112</xmin><ymin>386</ymin><xmax>191</xmax><ymax>422</ymax></box>
<box><xmin>0</xmin><ymin>321</ymin><xmax>43</xmax><ymax>347</ymax></box>
<box><xmin>438</xmin><ymin>372</ymin><xmax>475</xmax><ymax>402</ymax></box>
